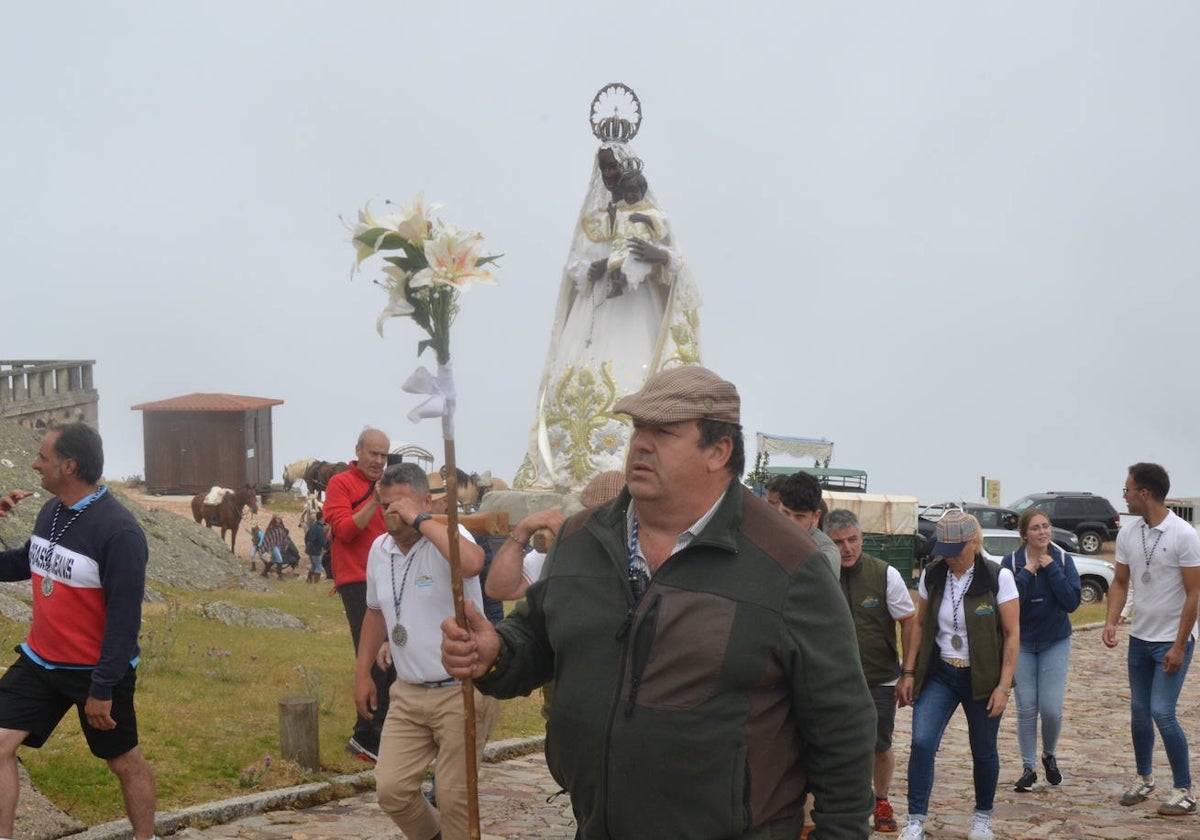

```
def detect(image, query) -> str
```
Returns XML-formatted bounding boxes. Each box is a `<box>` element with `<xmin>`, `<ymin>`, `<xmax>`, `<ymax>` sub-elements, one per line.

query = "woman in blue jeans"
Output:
<box><xmin>897</xmin><ymin>512</ymin><xmax>1020</xmax><ymax>840</ymax></box>
<box><xmin>1001</xmin><ymin>508</ymin><xmax>1080</xmax><ymax>792</ymax></box>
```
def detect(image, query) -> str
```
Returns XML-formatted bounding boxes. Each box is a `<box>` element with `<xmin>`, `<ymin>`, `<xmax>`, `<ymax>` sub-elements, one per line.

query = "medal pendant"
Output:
<box><xmin>1142</xmin><ymin>570</ymin><xmax>1152</xmax><ymax>584</ymax></box>
<box><xmin>391</xmin><ymin>623</ymin><xmax>408</xmax><ymax>646</ymax></box>
<box><xmin>951</xmin><ymin>634</ymin><xmax>963</xmax><ymax>651</ymax></box>
<box><xmin>40</xmin><ymin>577</ymin><xmax>53</xmax><ymax>597</ymax></box>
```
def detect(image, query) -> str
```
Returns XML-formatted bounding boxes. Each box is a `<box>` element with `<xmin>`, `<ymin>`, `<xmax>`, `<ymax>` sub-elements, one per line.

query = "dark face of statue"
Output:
<box><xmin>621</xmin><ymin>179</ymin><xmax>646</xmax><ymax>205</ymax></box>
<box><xmin>598</xmin><ymin>148</ymin><xmax>622</xmax><ymax>191</ymax></box>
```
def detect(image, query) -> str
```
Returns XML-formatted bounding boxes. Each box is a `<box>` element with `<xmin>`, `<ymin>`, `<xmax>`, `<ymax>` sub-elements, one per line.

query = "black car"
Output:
<box><xmin>916</xmin><ymin>503</ymin><xmax>1079</xmax><ymax>562</ymax></box>
<box><xmin>1009</xmin><ymin>492</ymin><xmax>1121</xmax><ymax>555</ymax></box>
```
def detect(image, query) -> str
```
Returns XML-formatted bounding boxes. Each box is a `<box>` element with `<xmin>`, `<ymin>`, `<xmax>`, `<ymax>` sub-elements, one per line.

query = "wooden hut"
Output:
<box><xmin>131</xmin><ymin>393</ymin><xmax>283</xmax><ymax>494</ymax></box>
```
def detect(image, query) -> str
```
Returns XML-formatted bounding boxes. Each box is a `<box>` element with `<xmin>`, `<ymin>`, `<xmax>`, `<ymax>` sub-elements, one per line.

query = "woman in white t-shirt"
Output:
<box><xmin>896</xmin><ymin>512</ymin><xmax>1020</xmax><ymax>840</ymax></box>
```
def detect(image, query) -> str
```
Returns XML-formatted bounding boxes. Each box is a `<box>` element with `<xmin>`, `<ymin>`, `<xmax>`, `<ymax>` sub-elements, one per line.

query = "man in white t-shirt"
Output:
<box><xmin>353</xmin><ymin>463</ymin><xmax>498</xmax><ymax>840</ymax></box>
<box><xmin>486</xmin><ymin>471</ymin><xmax>624</xmax><ymax>603</ymax></box>
<box><xmin>826</xmin><ymin>508</ymin><xmax>916</xmax><ymax>834</ymax></box>
<box><xmin>484</xmin><ymin>508</ymin><xmax>562</xmax><ymax>602</ymax></box>
<box><xmin>1103</xmin><ymin>462</ymin><xmax>1200</xmax><ymax>817</ymax></box>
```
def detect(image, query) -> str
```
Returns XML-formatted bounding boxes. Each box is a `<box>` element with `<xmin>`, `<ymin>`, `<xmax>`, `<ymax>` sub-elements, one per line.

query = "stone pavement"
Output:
<box><xmin>165</xmin><ymin>749</ymin><xmax>576</xmax><ymax>839</ymax></box>
<box><xmin>88</xmin><ymin>625</ymin><xmax>1200</xmax><ymax>839</ymax></box>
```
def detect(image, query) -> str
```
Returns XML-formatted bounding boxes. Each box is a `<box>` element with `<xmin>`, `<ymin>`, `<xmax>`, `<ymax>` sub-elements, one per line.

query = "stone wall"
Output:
<box><xmin>0</xmin><ymin>359</ymin><xmax>99</xmax><ymax>432</ymax></box>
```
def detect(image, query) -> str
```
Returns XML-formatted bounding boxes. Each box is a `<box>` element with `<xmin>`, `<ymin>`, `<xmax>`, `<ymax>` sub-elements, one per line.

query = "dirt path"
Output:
<box><xmin>123</xmin><ymin>486</ymin><xmax>314</xmax><ymax>574</ymax></box>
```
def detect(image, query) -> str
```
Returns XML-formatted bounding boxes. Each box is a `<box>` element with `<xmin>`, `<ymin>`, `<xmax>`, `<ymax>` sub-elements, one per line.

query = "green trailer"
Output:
<box><xmin>764</xmin><ymin>465</ymin><xmax>868</xmax><ymax>493</ymax></box>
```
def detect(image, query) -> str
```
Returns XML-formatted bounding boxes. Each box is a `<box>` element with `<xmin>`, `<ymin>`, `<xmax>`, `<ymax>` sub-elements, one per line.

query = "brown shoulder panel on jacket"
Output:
<box><xmin>738</xmin><ymin>488</ymin><xmax>819</xmax><ymax>575</ymax></box>
<box><xmin>557</xmin><ymin>507</ymin><xmax>596</xmax><ymax>543</ymax></box>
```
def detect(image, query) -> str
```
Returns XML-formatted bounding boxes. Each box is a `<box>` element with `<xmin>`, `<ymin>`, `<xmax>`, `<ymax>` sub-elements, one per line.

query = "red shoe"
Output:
<box><xmin>799</xmin><ymin>825</ymin><xmax>815</xmax><ymax>840</ymax></box>
<box><xmin>345</xmin><ymin>737</ymin><xmax>378</xmax><ymax>763</ymax></box>
<box><xmin>874</xmin><ymin>798</ymin><xmax>898</xmax><ymax>833</ymax></box>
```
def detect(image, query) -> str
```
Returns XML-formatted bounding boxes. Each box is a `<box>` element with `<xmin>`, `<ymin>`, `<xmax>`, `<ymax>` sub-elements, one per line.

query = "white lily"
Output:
<box><xmin>411</xmin><ymin>224</ymin><xmax>497</xmax><ymax>291</ymax></box>
<box><xmin>345</xmin><ymin>202</ymin><xmax>384</xmax><ymax>276</ymax></box>
<box><xmin>378</xmin><ymin>193</ymin><xmax>441</xmax><ymax>244</ymax></box>
<box><xmin>375</xmin><ymin>265</ymin><xmax>416</xmax><ymax>335</ymax></box>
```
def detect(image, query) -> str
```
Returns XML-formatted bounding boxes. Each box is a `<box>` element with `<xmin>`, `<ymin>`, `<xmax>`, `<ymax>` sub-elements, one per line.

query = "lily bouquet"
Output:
<box><xmin>348</xmin><ymin>196</ymin><xmax>499</xmax><ymax>436</ymax></box>
<box><xmin>350</xmin><ymin>195</ymin><xmax>500</xmax><ymax>366</ymax></box>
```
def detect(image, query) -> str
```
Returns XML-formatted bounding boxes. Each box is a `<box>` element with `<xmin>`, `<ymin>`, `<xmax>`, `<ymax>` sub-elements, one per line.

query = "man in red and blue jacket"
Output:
<box><xmin>0</xmin><ymin>424</ymin><xmax>156</xmax><ymax>840</ymax></box>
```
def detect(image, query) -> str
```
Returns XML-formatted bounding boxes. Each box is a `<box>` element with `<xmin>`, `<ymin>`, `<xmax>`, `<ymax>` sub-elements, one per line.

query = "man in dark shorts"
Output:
<box><xmin>826</xmin><ymin>508</ymin><xmax>917</xmax><ymax>834</ymax></box>
<box><xmin>0</xmin><ymin>423</ymin><xmax>156</xmax><ymax>839</ymax></box>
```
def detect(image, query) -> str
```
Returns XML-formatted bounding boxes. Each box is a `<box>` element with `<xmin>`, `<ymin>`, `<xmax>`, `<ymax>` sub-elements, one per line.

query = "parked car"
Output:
<box><xmin>916</xmin><ymin>502</ymin><xmax>1079</xmax><ymax>563</ymax></box>
<box><xmin>978</xmin><ymin>529</ymin><xmax>1115</xmax><ymax>605</ymax></box>
<box><xmin>1009</xmin><ymin>491</ymin><xmax>1121</xmax><ymax>555</ymax></box>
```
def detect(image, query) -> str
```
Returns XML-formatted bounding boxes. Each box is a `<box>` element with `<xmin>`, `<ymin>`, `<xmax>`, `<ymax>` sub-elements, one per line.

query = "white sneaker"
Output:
<box><xmin>1119</xmin><ymin>774</ymin><xmax>1156</xmax><ymax>806</ymax></box>
<box><xmin>897</xmin><ymin>819</ymin><xmax>925</xmax><ymax>840</ymax></box>
<box><xmin>1158</xmin><ymin>787</ymin><xmax>1198</xmax><ymax>816</ymax></box>
<box><xmin>967</xmin><ymin>812</ymin><xmax>994</xmax><ymax>840</ymax></box>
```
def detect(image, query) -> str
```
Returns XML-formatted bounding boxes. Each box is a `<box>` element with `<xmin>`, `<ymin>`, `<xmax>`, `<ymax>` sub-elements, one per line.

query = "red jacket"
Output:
<box><xmin>322</xmin><ymin>461</ymin><xmax>385</xmax><ymax>587</ymax></box>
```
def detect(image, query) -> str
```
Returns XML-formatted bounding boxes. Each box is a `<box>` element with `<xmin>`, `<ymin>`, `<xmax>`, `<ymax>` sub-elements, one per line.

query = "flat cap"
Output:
<box><xmin>580</xmin><ymin>470</ymin><xmax>624</xmax><ymax>507</ymax></box>
<box><xmin>931</xmin><ymin>510</ymin><xmax>981</xmax><ymax>557</ymax></box>
<box><xmin>614</xmin><ymin>365</ymin><xmax>740</xmax><ymax>425</ymax></box>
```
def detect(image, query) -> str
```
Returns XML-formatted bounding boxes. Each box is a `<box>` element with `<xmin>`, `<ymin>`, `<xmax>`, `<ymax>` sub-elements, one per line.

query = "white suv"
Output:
<box><xmin>978</xmin><ymin>529</ymin><xmax>1114</xmax><ymax>605</ymax></box>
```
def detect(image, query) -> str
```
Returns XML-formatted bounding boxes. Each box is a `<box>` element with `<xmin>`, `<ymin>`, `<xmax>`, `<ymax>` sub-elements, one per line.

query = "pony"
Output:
<box><xmin>282</xmin><ymin>457</ymin><xmax>317</xmax><ymax>493</ymax></box>
<box><xmin>191</xmin><ymin>486</ymin><xmax>259</xmax><ymax>554</ymax></box>
<box><xmin>302</xmin><ymin>460</ymin><xmax>350</xmax><ymax>499</ymax></box>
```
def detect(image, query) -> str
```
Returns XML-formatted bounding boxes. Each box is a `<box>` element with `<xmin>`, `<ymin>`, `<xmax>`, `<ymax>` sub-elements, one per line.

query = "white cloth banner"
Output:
<box><xmin>755</xmin><ymin>432</ymin><xmax>833</xmax><ymax>463</ymax></box>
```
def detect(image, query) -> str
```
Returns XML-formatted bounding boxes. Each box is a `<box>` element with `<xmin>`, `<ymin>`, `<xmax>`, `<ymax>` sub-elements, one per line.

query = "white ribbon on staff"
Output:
<box><xmin>402</xmin><ymin>363</ymin><xmax>456</xmax><ymax>440</ymax></box>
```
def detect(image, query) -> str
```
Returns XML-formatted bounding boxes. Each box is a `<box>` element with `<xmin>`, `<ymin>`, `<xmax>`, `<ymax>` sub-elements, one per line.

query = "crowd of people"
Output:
<box><xmin>0</xmin><ymin>379</ymin><xmax>1196</xmax><ymax>840</ymax></box>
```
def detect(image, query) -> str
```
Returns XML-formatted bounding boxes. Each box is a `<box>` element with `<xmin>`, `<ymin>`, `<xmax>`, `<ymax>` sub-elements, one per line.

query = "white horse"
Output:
<box><xmin>283</xmin><ymin>458</ymin><xmax>318</xmax><ymax>493</ymax></box>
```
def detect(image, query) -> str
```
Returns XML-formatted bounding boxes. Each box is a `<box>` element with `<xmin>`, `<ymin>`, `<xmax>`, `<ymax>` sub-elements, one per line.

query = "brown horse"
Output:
<box><xmin>302</xmin><ymin>461</ymin><xmax>350</xmax><ymax>499</ymax></box>
<box><xmin>191</xmin><ymin>486</ymin><xmax>259</xmax><ymax>553</ymax></box>
<box><xmin>282</xmin><ymin>457</ymin><xmax>317</xmax><ymax>493</ymax></box>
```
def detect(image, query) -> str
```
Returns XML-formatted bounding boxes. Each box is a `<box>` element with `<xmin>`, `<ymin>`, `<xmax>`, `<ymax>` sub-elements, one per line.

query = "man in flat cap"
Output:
<box><xmin>443</xmin><ymin>366</ymin><xmax>876</xmax><ymax>839</ymax></box>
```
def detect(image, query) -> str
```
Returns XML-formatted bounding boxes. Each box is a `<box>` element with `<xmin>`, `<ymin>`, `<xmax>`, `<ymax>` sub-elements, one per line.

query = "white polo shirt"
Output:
<box><xmin>521</xmin><ymin>550</ymin><xmax>548</xmax><ymax>589</ymax></box>
<box><xmin>1116</xmin><ymin>510</ymin><xmax>1200</xmax><ymax>643</ymax></box>
<box><xmin>365</xmin><ymin>525</ymin><xmax>482</xmax><ymax>685</ymax></box>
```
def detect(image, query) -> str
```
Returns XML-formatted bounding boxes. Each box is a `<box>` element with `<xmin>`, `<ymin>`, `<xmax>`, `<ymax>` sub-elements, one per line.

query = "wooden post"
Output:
<box><xmin>278</xmin><ymin>695</ymin><xmax>319</xmax><ymax>770</ymax></box>
<box><xmin>442</xmin><ymin>439</ymin><xmax>481</xmax><ymax>840</ymax></box>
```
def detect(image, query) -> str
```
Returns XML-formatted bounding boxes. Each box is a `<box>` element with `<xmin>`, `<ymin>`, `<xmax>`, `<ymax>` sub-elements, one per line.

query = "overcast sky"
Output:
<box><xmin>4</xmin><ymin>2</ymin><xmax>1198</xmax><ymax>509</ymax></box>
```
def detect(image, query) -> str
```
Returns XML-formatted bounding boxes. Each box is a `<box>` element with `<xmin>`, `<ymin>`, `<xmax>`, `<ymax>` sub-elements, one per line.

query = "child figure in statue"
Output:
<box><xmin>603</xmin><ymin>168</ymin><xmax>666</xmax><ymax>298</ymax></box>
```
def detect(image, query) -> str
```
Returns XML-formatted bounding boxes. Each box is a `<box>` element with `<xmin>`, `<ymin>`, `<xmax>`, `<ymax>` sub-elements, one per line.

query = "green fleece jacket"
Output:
<box><xmin>477</xmin><ymin>480</ymin><xmax>875</xmax><ymax>840</ymax></box>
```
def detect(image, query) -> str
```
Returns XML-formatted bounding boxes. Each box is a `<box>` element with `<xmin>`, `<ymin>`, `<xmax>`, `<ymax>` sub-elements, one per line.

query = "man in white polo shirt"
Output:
<box><xmin>354</xmin><ymin>462</ymin><xmax>497</xmax><ymax>840</ymax></box>
<box><xmin>1104</xmin><ymin>461</ymin><xmax>1200</xmax><ymax>817</ymax></box>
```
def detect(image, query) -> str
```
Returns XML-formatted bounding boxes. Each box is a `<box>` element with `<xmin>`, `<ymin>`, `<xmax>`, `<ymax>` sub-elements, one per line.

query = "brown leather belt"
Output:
<box><xmin>941</xmin><ymin>656</ymin><xmax>969</xmax><ymax>668</ymax></box>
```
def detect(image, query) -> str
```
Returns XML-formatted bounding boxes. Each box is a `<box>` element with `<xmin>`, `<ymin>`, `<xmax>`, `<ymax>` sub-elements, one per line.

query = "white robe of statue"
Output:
<box><xmin>513</xmin><ymin>142</ymin><xmax>702</xmax><ymax>492</ymax></box>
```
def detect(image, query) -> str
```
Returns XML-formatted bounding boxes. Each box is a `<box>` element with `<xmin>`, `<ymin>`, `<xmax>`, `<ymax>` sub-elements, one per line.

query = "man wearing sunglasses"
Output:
<box><xmin>1103</xmin><ymin>462</ymin><xmax>1200</xmax><ymax>817</ymax></box>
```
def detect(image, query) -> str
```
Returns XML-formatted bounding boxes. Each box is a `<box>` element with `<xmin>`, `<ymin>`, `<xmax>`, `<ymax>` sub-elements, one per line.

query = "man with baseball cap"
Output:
<box><xmin>443</xmin><ymin>366</ymin><xmax>876</xmax><ymax>839</ymax></box>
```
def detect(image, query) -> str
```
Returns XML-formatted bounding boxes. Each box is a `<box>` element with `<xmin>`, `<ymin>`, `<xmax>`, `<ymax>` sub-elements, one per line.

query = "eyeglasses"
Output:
<box><xmin>1122</xmin><ymin>487</ymin><xmax>1142</xmax><ymax>496</ymax></box>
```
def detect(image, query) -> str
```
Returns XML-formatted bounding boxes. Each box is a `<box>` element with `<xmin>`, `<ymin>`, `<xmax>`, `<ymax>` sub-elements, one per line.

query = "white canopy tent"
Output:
<box><xmin>755</xmin><ymin>432</ymin><xmax>834</xmax><ymax>467</ymax></box>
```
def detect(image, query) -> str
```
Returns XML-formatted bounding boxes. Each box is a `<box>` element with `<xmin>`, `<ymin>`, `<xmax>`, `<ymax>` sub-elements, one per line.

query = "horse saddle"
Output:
<box><xmin>203</xmin><ymin>486</ymin><xmax>234</xmax><ymax>506</ymax></box>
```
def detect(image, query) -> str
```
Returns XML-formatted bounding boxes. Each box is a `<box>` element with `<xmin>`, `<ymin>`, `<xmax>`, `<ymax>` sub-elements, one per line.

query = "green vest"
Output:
<box><xmin>913</xmin><ymin>556</ymin><xmax>1004</xmax><ymax>702</ymax></box>
<box><xmin>840</xmin><ymin>553</ymin><xmax>901</xmax><ymax>686</ymax></box>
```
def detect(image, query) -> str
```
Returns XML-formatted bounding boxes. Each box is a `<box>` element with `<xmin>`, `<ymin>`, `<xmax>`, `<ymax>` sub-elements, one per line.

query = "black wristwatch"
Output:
<box><xmin>412</xmin><ymin>512</ymin><xmax>433</xmax><ymax>532</ymax></box>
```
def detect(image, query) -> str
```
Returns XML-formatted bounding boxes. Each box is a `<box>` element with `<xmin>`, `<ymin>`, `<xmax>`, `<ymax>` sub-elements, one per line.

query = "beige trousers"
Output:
<box><xmin>375</xmin><ymin>680</ymin><xmax>500</xmax><ymax>840</ymax></box>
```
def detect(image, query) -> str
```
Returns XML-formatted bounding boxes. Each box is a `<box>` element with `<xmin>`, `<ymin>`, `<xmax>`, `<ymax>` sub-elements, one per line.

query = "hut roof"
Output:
<box><xmin>130</xmin><ymin>393</ymin><xmax>284</xmax><ymax>412</ymax></box>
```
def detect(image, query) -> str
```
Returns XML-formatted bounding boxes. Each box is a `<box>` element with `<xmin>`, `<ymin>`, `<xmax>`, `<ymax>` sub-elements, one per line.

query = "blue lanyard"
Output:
<box><xmin>627</xmin><ymin>512</ymin><xmax>650</xmax><ymax>601</ymax></box>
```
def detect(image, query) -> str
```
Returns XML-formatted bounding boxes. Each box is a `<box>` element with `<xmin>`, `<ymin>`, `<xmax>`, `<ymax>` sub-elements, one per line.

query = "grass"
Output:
<box><xmin>1073</xmin><ymin>603</ymin><xmax>1107</xmax><ymax>625</ymax></box>
<box><xmin>6</xmin><ymin>579</ymin><xmax>546</xmax><ymax>826</ymax></box>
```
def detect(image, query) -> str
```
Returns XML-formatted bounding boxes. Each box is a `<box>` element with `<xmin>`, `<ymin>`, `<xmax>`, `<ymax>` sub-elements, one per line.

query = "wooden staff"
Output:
<box><xmin>441</xmin><ymin>438</ymin><xmax>481</xmax><ymax>839</ymax></box>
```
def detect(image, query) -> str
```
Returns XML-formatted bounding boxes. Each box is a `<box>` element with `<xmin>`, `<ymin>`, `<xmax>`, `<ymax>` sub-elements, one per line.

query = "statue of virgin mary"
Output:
<box><xmin>513</xmin><ymin>85</ymin><xmax>702</xmax><ymax>492</ymax></box>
